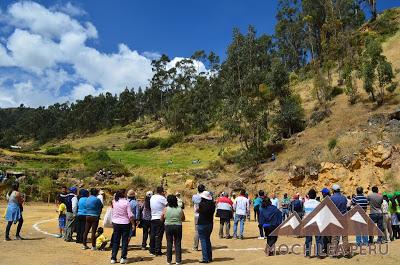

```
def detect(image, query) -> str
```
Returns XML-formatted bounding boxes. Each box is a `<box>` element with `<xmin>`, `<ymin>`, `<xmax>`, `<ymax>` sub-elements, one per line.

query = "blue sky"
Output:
<box><xmin>0</xmin><ymin>0</ymin><xmax>399</xmax><ymax>107</ymax></box>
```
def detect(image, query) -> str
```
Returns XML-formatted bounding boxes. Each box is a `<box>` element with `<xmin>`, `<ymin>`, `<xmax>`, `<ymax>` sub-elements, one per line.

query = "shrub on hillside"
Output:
<box><xmin>45</xmin><ymin>144</ymin><xmax>74</xmax><ymax>155</ymax></box>
<box><xmin>159</xmin><ymin>134</ymin><xmax>183</xmax><ymax>149</ymax></box>
<box><xmin>132</xmin><ymin>175</ymin><xmax>147</xmax><ymax>187</ymax></box>
<box><xmin>124</xmin><ymin>138</ymin><xmax>161</xmax><ymax>150</ymax></box>
<box><xmin>328</xmin><ymin>138</ymin><xmax>337</xmax><ymax>151</ymax></box>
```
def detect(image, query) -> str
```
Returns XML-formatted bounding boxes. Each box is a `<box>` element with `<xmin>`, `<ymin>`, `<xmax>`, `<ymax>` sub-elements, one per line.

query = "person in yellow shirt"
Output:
<box><xmin>57</xmin><ymin>198</ymin><xmax>66</xmax><ymax>238</ymax></box>
<box><xmin>96</xmin><ymin>227</ymin><xmax>109</xmax><ymax>250</ymax></box>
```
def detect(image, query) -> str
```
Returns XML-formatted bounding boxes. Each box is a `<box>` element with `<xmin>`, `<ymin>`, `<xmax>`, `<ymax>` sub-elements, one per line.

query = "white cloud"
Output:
<box><xmin>71</xmin><ymin>83</ymin><xmax>97</xmax><ymax>100</ymax></box>
<box><xmin>51</xmin><ymin>2</ymin><xmax>87</xmax><ymax>17</ymax></box>
<box><xmin>0</xmin><ymin>1</ymin><xmax>208</xmax><ymax>107</ymax></box>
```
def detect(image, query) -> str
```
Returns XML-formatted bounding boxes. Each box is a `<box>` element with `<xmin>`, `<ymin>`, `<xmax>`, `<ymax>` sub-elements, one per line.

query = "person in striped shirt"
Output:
<box><xmin>351</xmin><ymin>187</ymin><xmax>369</xmax><ymax>246</ymax></box>
<box><xmin>304</xmin><ymin>189</ymin><xmax>322</xmax><ymax>257</ymax></box>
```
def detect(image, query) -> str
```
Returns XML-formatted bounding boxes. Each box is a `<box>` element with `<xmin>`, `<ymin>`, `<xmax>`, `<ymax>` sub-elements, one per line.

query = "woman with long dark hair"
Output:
<box><xmin>4</xmin><ymin>182</ymin><xmax>24</xmax><ymax>241</ymax></box>
<box><xmin>111</xmin><ymin>190</ymin><xmax>135</xmax><ymax>264</ymax></box>
<box><xmin>162</xmin><ymin>194</ymin><xmax>185</xmax><ymax>265</ymax></box>
<box><xmin>82</xmin><ymin>188</ymin><xmax>103</xmax><ymax>250</ymax></box>
<box><xmin>259</xmin><ymin>197</ymin><xmax>282</xmax><ymax>256</ymax></box>
<box><xmin>140</xmin><ymin>191</ymin><xmax>152</xmax><ymax>250</ymax></box>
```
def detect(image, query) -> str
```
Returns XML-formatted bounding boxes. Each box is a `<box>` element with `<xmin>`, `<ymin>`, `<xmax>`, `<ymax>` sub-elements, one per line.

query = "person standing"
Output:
<box><xmin>330</xmin><ymin>184</ymin><xmax>350</xmax><ymax>258</ymax></box>
<box><xmin>389</xmin><ymin>196</ymin><xmax>400</xmax><ymax>239</ymax></box>
<box><xmin>259</xmin><ymin>197</ymin><xmax>282</xmax><ymax>256</ymax></box>
<box><xmin>140</xmin><ymin>191</ymin><xmax>152</xmax><ymax>250</ymax></box>
<box><xmin>197</xmin><ymin>191</ymin><xmax>215</xmax><ymax>263</ymax></box>
<box><xmin>82</xmin><ymin>188</ymin><xmax>103</xmax><ymax>250</ymax></box>
<box><xmin>290</xmin><ymin>194</ymin><xmax>304</xmax><ymax>219</ymax></box>
<box><xmin>76</xmin><ymin>189</ymin><xmax>89</xmax><ymax>244</ymax></box>
<box><xmin>303</xmin><ymin>189</ymin><xmax>322</xmax><ymax>257</ymax></box>
<box><xmin>111</xmin><ymin>190</ymin><xmax>135</xmax><ymax>264</ymax></box>
<box><xmin>162</xmin><ymin>195</ymin><xmax>185</xmax><ymax>265</ymax></box>
<box><xmin>281</xmin><ymin>193</ymin><xmax>290</xmax><ymax>221</ymax></box>
<box><xmin>150</xmin><ymin>186</ymin><xmax>167</xmax><ymax>256</ymax></box>
<box><xmin>382</xmin><ymin>195</ymin><xmax>393</xmax><ymax>242</ymax></box>
<box><xmin>352</xmin><ymin>187</ymin><xmax>369</xmax><ymax>246</ymax></box>
<box><xmin>5</xmin><ymin>183</ymin><xmax>24</xmax><ymax>241</ymax></box>
<box><xmin>216</xmin><ymin>192</ymin><xmax>233</xmax><ymax>239</ymax></box>
<box><xmin>192</xmin><ymin>184</ymin><xmax>205</xmax><ymax>251</ymax></box>
<box><xmin>271</xmin><ymin>194</ymin><xmax>279</xmax><ymax>209</ymax></box>
<box><xmin>252</xmin><ymin>194</ymin><xmax>259</xmax><ymax>222</ymax></box>
<box><xmin>176</xmin><ymin>192</ymin><xmax>184</xmax><ymax>209</ymax></box>
<box><xmin>367</xmin><ymin>186</ymin><xmax>384</xmax><ymax>244</ymax></box>
<box><xmin>64</xmin><ymin>186</ymin><xmax>78</xmax><ymax>242</ymax></box>
<box><xmin>254</xmin><ymin>190</ymin><xmax>265</xmax><ymax>239</ymax></box>
<box><xmin>127</xmin><ymin>190</ymin><xmax>140</xmax><ymax>240</ymax></box>
<box><xmin>233</xmin><ymin>189</ymin><xmax>249</xmax><ymax>239</ymax></box>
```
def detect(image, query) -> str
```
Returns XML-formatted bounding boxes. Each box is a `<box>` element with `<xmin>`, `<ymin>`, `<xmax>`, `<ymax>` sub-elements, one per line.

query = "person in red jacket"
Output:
<box><xmin>216</xmin><ymin>192</ymin><xmax>233</xmax><ymax>239</ymax></box>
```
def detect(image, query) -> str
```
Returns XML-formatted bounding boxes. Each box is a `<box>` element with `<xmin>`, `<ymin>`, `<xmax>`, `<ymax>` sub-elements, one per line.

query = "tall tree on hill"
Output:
<box><xmin>219</xmin><ymin>26</ymin><xmax>273</xmax><ymax>161</ymax></box>
<box><xmin>275</xmin><ymin>0</ymin><xmax>307</xmax><ymax>71</ymax></box>
<box><xmin>361</xmin><ymin>36</ymin><xmax>394</xmax><ymax>105</ymax></box>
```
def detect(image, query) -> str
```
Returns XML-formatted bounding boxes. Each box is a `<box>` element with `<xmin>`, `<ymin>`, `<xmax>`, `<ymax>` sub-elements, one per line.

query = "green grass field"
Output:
<box><xmin>108</xmin><ymin>143</ymin><xmax>221</xmax><ymax>175</ymax></box>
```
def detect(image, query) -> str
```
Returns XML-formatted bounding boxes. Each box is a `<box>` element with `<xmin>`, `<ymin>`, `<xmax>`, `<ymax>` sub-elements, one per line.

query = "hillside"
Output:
<box><xmin>1</xmin><ymin>8</ymin><xmax>400</xmax><ymax>200</ymax></box>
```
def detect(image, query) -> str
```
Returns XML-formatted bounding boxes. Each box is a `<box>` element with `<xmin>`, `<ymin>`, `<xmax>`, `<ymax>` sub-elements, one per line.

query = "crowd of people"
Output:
<box><xmin>3</xmin><ymin>181</ymin><xmax>400</xmax><ymax>263</ymax></box>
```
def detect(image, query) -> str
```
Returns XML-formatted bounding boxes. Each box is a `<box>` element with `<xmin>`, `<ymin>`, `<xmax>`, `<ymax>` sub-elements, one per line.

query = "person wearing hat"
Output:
<box><xmin>216</xmin><ymin>192</ymin><xmax>233</xmax><ymax>239</ymax></box>
<box><xmin>139</xmin><ymin>191</ymin><xmax>153</xmax><ymax>250</ymax></box>
<box><xmin>176</xmin><ymin>192</ymin><xmax>184</xmax><ymax>209</ymax></box>
<box><xmin>197</xmin><ymin>191</ymin><xmax>215</xmax><ymax>263</ymax></box>
<box><xmin>127</xmin><ymin>190</ymin><xmax>140</xmax><ymax>240</ymax></box>
<box><xmin>321</xmin><ymin>188</ymin><xmax>330</xmax><ymax>198</ymax></box>
<box><xmin>64</xmin><ymin>186</ymin><xmax>78</xmax><ymax>242</ymax></box>
<box><xmin>330</xmin><ymin>184</ymin><xmax>350</xmax><ymax>258</ymax></box>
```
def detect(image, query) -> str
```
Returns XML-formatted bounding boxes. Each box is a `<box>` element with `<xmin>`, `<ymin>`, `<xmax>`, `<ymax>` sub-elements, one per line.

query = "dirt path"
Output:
<box><xmin>0</xmin><ymin>203</ymin><xmax>399</xmax><ymax>265</ymax></box>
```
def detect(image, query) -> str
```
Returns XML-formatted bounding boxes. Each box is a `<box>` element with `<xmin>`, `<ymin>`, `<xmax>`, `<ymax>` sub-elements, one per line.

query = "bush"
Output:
<box><xmin>45</xmin><ymin>144</ymin><xmax>74</xmax><ymax>155</ymax></box>
<box><xmin>331</xmin><ymin>86</ymin><xmax>344</xmax><ymax>98</ymax></box>
<box><xmin>132</xmin><ymin>175</ymin><xmax>147</xmax><ymax>187</ymax></box>
<box><xmin>159</xmin><ymin>134</ymin><xmax>183</xmax><ymax>149</ymax></box>
<box><xmin>328</xmin><ymin>138</ymin><xmax>337</xmax><ymax>151</ymax></box>
<box><xmin>124</xmin><ymin>138</ymin><xmax>160</xmax><ymax>150</ymax></box>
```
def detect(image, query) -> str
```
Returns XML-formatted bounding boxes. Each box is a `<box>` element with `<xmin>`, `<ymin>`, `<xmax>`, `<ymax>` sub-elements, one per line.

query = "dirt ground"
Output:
<box><xmin>0</xmin><ymin>203</ymin><xmax>399</xmax><ymax>265</ymax></box>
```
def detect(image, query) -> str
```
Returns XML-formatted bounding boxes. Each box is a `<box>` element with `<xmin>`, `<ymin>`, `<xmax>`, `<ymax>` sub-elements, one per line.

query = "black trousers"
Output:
<box><xmin>5</xmin><ymin>217</ymin><xmax>23</xmax><ymax>238</ymax></box>
<box><xmin>165</xmin><ymin>225</ymin><xmax>182</xmax><ymax>263</ymax></box>
<box><xmin>83</xmin><ymin>216</ymin><xmax>99</xmax><ymax>247</ymax></box>
<box><xmin>141</xmin><ymin>220</ymin><xmax>151</xmax><ymax>248</ymax></box>
<box><xmin>150</xmin><ymin>219</ymin><xmax>165</xmax><ymax>254</ymax></box>
<box><xmin>112</xmin><ymin>223</ymin><xmax>130</xmax><ymax>260</ymax></box>
<box><xmin>263</xmin><ymin>226</ymin><xmax>278</xmax><ymax>252</ymax></box>
<box><xmin>76</xmin><ymin>215</ymin><xmax>86</xmax><ymax>243</ymax></box>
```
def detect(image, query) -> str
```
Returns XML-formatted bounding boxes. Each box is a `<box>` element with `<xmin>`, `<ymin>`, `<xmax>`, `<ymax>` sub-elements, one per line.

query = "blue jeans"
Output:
<box><xmin>356</xmin><ymin>235</ymin><xmax>369</xmax><ymax>246</ymax></box>
<box><xmin>233</xmin><ymin>214</ymin><xmax>246</xmax><ymax>237</ymax></box>
<box><xmin>111</xmin><ymin>223</ymin><xmax>130</xmax><ymax>260</ymax></box>
<box><xmin>282</xmin><ymin>209</ymin><xmax>290</xmax><ymax>221</ymax></box>
<box><xmin>369</xmin><ymin>213</ymin><xmax>383</xmax><ymax>243</ymax></box>
<box><xmin>305</xmin><ymin>236</ymin><xmax>322</xmax><ymax>256</ymax></box>
<box><xmin>198</xmin><ymin>224</ymin><xmax>213</xmax><ymax>262</ymax></box>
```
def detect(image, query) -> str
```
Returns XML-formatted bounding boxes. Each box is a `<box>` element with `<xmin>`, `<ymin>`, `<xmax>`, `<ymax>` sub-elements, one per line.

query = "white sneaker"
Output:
<box><xmin>111</xmin><ymin>260</ymin><xmax>116</xmax><ymax>264</ymax></box>
<box><xmin>81</xmin><ymin>246</ymin><xmax>89</xmax><ymax>250</ymax></box>
<box><xmin>257</xmin><ymin>237</ymin><xmax>264</xmax><ymax>240</ymax></box>
<box><xmin>91</xmin><ymin>247</ymin><xmax>97</xmax><ymax>251</ymax></box>
<box><xmin>120</xmin><ymin>258</ymin><xmax>128</xmax><ymax>264</ymax></box>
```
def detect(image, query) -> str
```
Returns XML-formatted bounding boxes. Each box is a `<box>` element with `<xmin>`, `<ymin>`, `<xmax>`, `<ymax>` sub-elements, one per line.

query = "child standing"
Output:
<box><xmin>96</xmin><ymin>227</ymin><xmax>109</xmax><ymax>250</ymax></box>
<box><xmin>57</xmin><ymin>198</ymin><xmax>66</xmax><ymax>238</ymax></box>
